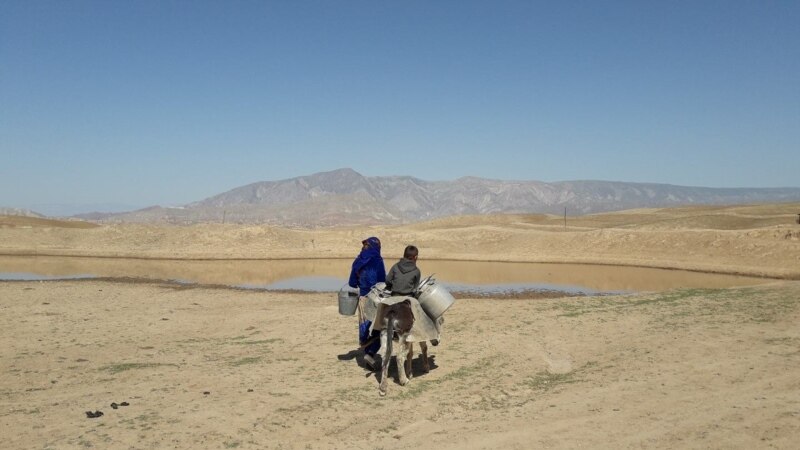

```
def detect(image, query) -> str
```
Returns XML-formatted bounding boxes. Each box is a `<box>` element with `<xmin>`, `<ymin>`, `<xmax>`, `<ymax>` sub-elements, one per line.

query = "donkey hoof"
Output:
<box><xmin>379</xmin><ymin>389</ymin><xmax>387</xmax><ymax>397</ymax></box>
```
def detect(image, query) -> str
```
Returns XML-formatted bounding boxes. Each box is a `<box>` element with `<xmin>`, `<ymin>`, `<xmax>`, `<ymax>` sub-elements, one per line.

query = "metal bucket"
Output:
<box><xmin>338</xmin><ymin>285</ymin><xmax>360</xmax><ymax>316</ymax></box>
<box><xmin>417</xmin><ymin>279</ymin><xmax>455</xmax><ymax>319</ymax></box>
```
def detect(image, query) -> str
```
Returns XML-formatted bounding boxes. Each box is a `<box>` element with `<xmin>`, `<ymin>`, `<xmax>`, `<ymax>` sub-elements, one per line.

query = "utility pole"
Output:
<box><xmin>564</xmin><ymin>207</ymin><xmax>567</xmax><ymax>230</ymax></box>
<box><xmin>222</xmin><ymin>210</ymin><xmax>227</xmax><ymax>224</ymax></box>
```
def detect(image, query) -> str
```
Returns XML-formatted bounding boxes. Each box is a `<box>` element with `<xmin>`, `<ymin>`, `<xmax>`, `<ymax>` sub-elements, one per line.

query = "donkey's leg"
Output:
<box><xmin>397</xmin><ymin>337</ymin><xmax>410</xmax><ymax>386</ymax></box>
<box><xmin>419</xmin><ymin>341</ymin><xmax>430</xmax><ymax>372</ymax></box>
<box><xmin>378</xmin><ymin>326</ymin><xmax>392</xmax><ymax>396</ymax></box>
<box><xmin>406</xmin><ymin>343</ymin><xmax>414</xmax><ymax>380</ymax></box>
<box><xmin>378</xmin><ymin>329</ymin><xmax>388</xmax><ymax>358</ymax></box>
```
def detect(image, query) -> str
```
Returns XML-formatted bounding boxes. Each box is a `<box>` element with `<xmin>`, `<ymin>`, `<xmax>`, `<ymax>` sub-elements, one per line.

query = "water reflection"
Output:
<box><xmin>0</xmin><ymin>255</ymin><xmax>769</xmax><ymax>293</ymax></box>
<box><xmin>423</xmin><ymin>260</ymin><xmax>768</xmax><ymax>292</ymax></box>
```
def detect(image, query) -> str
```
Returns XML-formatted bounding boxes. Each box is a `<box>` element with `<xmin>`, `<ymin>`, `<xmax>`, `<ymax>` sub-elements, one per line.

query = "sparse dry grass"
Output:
<box><xmin>1</xmin><ymin>279</ymin><xmax>799</xmax><ymax>449</ymax></box>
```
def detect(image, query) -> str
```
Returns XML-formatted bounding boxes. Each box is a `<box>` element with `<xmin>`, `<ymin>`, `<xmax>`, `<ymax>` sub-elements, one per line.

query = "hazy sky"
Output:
<box><xmin>2</xmin><ymin>1</ymin><xmax>799</xmax><ymax>214</ymax></box>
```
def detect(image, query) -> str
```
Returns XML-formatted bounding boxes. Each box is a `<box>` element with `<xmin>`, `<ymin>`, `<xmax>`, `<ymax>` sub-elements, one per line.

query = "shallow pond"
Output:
<box><xmin>0</xmin><ymin>255</ymin><xmax>771</xmax><ymax>295</ymax></box>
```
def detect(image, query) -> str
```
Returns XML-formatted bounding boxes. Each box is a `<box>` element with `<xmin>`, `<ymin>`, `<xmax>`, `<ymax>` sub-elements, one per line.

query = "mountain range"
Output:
<box><xmin>65</xmin><ymin>168</ymin><xmax>800</xmax><ymax>226</ymax></box>
<box><xmin>0</xmin><ymin>208</ymin><xmax>44</xmax><ymax>218</ymax></box>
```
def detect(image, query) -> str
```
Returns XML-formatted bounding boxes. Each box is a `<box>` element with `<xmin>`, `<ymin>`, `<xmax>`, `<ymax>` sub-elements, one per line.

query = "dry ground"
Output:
<box><xmin>1</xmin><ymin>203</ymin><xmax>800</xmax><ymax>449</ymax></box>
<box><xmin>1</xmin><ymin>280</ymin><xmax>798</xmax><ymax>449</ymax></box>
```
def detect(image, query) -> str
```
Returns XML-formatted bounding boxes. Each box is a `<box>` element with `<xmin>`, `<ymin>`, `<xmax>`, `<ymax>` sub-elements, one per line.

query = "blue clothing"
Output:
<box><xmin>359</xmin><ymin>320</ymin><xmax>381</xmax><ymax>355</ymax></box>
<box><xmin>350</xmin><ymin>237</ymin><xmax>386</xmax><ymax>358</ymax></box>
<box><xmin>363</xmin><ymin>236</ymin><xmax>381</xmax><ymax>249</ymax></box>
<box><xmin>348</xmin><ymin>246</ymin><xmax>386</xmax><ymax>296</ymax></box>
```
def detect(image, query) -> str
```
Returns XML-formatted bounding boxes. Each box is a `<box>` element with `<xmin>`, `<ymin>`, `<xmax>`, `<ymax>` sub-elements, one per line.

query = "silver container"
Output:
<box><xmin>417</xmin><ymin>279</ymin><xmax>455</xmax><ymax>319</ymax></box>
<box><xmin>338</xmin><ymin>284</ymin><xmax>360</xmax><ymax>316</ymax></box>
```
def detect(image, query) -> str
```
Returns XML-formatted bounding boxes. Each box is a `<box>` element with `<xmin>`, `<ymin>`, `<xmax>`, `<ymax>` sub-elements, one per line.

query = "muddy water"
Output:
<box><xmin>0</xmin><ymin>255</ymin><xmax>770</xmax><ymax>294</ymax></box>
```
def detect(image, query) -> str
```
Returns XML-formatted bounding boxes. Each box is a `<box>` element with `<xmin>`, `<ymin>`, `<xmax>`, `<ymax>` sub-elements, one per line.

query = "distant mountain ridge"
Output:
<box><xmin>76</xmin><ymin>168</ymin><xmax>800</xmax><ymax>226</ymax></box>
<box><xmin>0</xmin><ymin>208</ymin><xmax>44</xmax><ymax>218</ymax></box>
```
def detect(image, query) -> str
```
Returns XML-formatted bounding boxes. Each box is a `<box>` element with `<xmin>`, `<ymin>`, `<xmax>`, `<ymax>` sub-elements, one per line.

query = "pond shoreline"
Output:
<box><xmin>0</xmin><ymin>251</ymin><xmax>794</xmax><ymax>281</ymax></box>
<box><xmin>0</xmin><ymin>254</ymin><xmax>774</xmax><ymax>294</ymax></box>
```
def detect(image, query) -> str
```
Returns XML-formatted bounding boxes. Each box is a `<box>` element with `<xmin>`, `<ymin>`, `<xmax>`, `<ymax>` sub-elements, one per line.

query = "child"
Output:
<box><xmin>385</xmin><ymin>245</ymin><xmax>421</xmax><ymax>296</ymax></box>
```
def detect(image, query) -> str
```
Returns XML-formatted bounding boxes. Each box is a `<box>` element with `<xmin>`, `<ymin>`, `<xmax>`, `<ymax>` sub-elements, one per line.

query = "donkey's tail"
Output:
<box><xmin>382</xmin><ymin>311</ymin><xmax>396</xmax><ymax>374</ymax></box>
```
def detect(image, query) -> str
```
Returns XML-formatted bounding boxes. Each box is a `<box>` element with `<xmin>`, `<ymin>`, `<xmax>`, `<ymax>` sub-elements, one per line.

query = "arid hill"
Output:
<box><xmin>72</xmin><ymin>168</ymin><xmax>800</xmax><ymax>226</ymax></box>
<box><xmin>2</xmin><ymin>203</ymin><xmax>799</xmax><ymax>279</ymax></box>
<box><xmin>0</xmin><ymin>215</ymin><xmax>99</xmax><ymax>229</ymax></box>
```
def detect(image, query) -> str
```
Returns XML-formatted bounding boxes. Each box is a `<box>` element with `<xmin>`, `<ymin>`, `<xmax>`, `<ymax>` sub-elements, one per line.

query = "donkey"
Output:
<box><xmin>377</xmin><ymin>300</ymin><xmax>415</xmax><ymax>396</ymax></box>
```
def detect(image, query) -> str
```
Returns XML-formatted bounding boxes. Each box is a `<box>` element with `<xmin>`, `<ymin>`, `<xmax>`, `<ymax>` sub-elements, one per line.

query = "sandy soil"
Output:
<box><xmin>1</xmin><ymin>203</ymin><xmax>799</xmax><ymax>449</ymax></box>
<box><xmin>1</xmin><ymin>280</ymin><xmax>798</xmax><ymax>449</ymax></box>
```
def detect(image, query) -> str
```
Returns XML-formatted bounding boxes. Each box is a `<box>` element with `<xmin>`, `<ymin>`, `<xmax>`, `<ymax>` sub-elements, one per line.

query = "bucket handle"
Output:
<box><xmin>416</xmin><ymin>274</ymin><xmax>435</xmax><ymax>294</ymax></box>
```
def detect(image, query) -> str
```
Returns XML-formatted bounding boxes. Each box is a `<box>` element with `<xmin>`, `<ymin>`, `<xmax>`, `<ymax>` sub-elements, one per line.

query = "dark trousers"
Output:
<box><xmin>359</xmin><ymin>320</ymin><xmax>381</xmax><ymax>356</ymax></box>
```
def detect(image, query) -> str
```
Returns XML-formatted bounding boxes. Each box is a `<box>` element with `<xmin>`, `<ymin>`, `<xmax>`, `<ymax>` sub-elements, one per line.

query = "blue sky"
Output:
<box><xmin>2</xmin><ymin>1</ymin><xmax>799</xmax><ymax>215</ymax></box>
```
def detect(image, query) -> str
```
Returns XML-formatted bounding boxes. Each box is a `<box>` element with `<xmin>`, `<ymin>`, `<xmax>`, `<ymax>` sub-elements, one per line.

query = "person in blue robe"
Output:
<box><xmin>348</xmin><ymin>236</ymin><xmax>386</xmax><ymax>369</ymax></box>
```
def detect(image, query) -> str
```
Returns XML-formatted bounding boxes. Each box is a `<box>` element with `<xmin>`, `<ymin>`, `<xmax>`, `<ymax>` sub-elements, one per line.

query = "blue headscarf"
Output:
<box><xmin>362</xmin><ymin>236</ymin><xmax>381</xmax><ymax>249</ymax></box>
<box><xmin>348</xmin><ymin>237</ymin><xmax>386</xmax><ymax>296</ymax></box>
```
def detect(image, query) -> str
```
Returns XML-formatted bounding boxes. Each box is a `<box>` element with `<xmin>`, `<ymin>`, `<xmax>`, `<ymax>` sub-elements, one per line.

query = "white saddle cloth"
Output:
<box><xmin>364</xmin><ymin>293</ymin><xmax>442</xmax><ymax>343</ymax></box>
